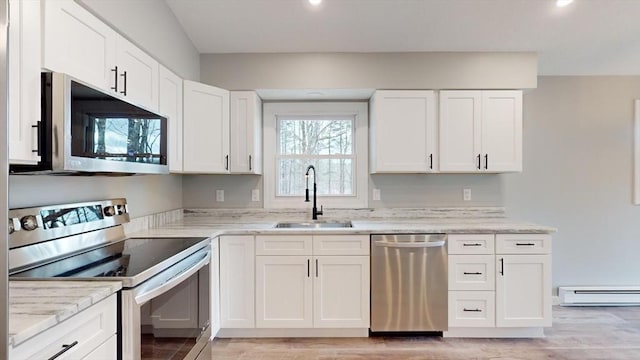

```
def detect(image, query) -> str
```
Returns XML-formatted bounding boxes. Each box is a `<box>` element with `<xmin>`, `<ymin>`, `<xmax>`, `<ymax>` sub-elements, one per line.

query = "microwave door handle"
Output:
<box><xmin>133</xmin><ymin>251</ymin><xmax>210</xmax><ymax>305</ymax></box>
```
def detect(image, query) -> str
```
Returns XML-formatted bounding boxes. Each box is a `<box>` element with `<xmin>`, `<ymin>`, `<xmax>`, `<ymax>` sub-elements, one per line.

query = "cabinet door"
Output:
<box><xmin>210</xmin><ymin>239</ymin><xmax>221</xmax><ymax>337</ymax></box>
<box><xmin>159</xmin><ymin>65</ymin><xmax>183</xmax><ymax>172</ymax></box>
<box><xmin>370</xmin><ymin>90</ymin><xmax>436</xmax><ymax>173</ymax></box>
<box><xmin>496</xmin><ymin>254</ymin><xmax>552</xmax><ymax>327</ymax></box>
<box><xmin>183</xmin><ymin>80</ymin><xmax>230</xmax><ymax>173</ymax></box>
<box><xmin>116</xmin><ymin>35</ymin><xmax>159</xmax><ymax>111</ymax></box>
<box><xmin>313</xmin><ymin>256</ymin><xmax>370</xmax><ymax>328</ymax></box>
<box><xmin>439</xmin><ymin>91</ymin><xmax>482</xmax><ymax>172</ymax></box>
<box><xmin>230</xmin><ymin>91</ymin><xmax>262</xmax><ymax>174</ymax></box>
<box><xmin>256</xmin><ymin>256</ymin><xmax>313</xmax><ymax>328</ymax></box>
<box><xmin>220</xmin><ymin>236</ymin><xmax>255</xmax><ymax>328</ymax></box>
<box><xmin>481</xmin><ymin>91</ymin><xmax>522</xmax><ymax>172</ymax></box>
<box><xmin>42</xmin><ymin>0</ymin><xmax>117</xmax><ymax>91</ymax></box>
<box><xmin>8</xmin><ymin>0</ymin><xmax>40</xmax><ymax>164</ymax></box>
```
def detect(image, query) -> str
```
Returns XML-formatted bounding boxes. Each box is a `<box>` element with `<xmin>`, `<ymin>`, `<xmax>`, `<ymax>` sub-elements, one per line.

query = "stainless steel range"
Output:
<box><xmin>8</xmin><ymin>199</ymin><xmax>211</xmax><ymax>360</ymax></box>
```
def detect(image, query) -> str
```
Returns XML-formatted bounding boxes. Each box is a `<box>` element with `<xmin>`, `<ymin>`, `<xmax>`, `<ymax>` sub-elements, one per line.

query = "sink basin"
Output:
<box><xmin>275</xmin><ymin>221</ymin><xmax>353</xmax><ymax>229</ymax></box>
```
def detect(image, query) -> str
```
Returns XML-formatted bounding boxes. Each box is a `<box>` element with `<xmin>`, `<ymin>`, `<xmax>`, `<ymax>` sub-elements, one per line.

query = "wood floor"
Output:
<box><xmin>209</xmin><ymin>306</ymin><xmax>640</xmax><ymax>359</ymax></box>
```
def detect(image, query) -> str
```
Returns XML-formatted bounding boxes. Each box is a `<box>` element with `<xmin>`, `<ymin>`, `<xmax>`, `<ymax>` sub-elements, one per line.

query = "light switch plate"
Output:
<box><xmin>216</xmin><ymin>190</ymin><xmax>224</xmax><ymax>202</ymax></box>
<box><xmin>463</xmin><ymin>188</ymin><xmax>471</xmax><ymax>201</ymax></box>
<box><xmin>251</xmin><ymin>189</ymin><xmax>260</xmax><ymax>202</ymax></box>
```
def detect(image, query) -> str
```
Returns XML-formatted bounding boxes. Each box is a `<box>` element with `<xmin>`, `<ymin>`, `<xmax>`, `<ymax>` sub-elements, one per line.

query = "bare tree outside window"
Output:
<box><xmin>92</xmin><ymin>117</ymin><xmax>162</xmax><ymax>163</ymax></box>
<box><xmin>277</xmin><ymin>116</ymin><xmax>355</xmax><ymax>197</ymax></box>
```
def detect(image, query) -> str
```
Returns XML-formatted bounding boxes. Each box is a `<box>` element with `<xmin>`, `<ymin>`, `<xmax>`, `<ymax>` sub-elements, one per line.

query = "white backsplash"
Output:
<box><xmin>124</xmin><ymin>209</ymin><xmax>183</xmax><ymax>235</ymax></box>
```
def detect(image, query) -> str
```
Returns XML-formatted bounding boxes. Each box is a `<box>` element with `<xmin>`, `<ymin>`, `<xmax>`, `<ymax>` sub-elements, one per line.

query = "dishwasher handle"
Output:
<box><xmin>374</xmin><ymin>240</ymin><xmax>445</xmax><ymax>248</ymax></box>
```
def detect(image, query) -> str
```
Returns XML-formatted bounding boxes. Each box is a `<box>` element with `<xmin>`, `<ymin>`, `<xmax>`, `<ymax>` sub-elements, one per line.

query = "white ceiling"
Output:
<box><xmin>165</xmin><ymin>0</ymin><xmax>640</xmax><ymax>76</ymax></box>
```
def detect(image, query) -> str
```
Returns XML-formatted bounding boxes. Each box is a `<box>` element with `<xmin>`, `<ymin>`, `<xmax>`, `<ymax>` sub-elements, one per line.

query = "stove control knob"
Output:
<box><xmin>116</xmin><ymin>205</ymin><xmax>126</xmax><ymax>215</ymax></box>
<box><xmin>104</xmin><ymin>206</ymin><xmax>116</xmax><ymax>217</ymax></box>
<box><xmin>20</xmin><ymin>215</ymin><xmax>38</xmax><ymax>231</ymax></box>
<box><xmin>8</xmin><ymin>219</ymin><xmax>15</xmax><ymax>234</ymax></box>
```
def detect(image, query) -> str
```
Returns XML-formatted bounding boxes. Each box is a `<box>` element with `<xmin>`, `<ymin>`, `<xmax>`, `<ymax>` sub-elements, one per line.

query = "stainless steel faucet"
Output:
<box><xmin>305</xmin><ymin>165</ymin><xmax>323</xmax><ymax>220</ymax></box>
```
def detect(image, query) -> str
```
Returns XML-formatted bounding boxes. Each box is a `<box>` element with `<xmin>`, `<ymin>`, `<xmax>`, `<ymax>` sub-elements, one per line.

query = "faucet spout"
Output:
<box><xmin>304</xmin><ymin>165</ymin><xmax>323</xmax><ymax>220</ymax></box>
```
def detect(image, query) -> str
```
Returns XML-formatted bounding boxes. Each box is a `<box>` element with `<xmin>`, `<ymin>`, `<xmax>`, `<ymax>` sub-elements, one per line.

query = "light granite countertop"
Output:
<box><xmin>8</xmin><ymin>281</ymin><xmax>122</xmax><ymax>348</ymax></box>
<box><xmin>127</xmin><ymin>209</ymin><xmax>556</xmax><ymax>238</ymax></box>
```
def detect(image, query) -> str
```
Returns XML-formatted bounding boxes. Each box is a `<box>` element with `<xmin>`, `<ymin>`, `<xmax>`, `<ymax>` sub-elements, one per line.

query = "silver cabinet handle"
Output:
<box><xmin>120</xmin><ymin>70</ymin><xmax>128</xmax><ymax>96</ymax></box>
<box><xmin>375</xmin><ymin>240</ymin><xmax>445</xmax><ymax>248</ymax></box>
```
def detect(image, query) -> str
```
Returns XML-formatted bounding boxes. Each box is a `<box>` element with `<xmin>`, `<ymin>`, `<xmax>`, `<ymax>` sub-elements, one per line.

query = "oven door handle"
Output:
<box><xmin>134</xmin><ymin>251</ymin><xmax>210</xmax><ymax>305</ymax></box>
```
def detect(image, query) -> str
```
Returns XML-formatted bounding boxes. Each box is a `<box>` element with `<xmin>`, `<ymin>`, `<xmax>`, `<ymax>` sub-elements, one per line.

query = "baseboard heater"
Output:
<box><xmin>559</xmin><ymin>286</ymin><xmax>640</xmax><ymax>306</ymax></box>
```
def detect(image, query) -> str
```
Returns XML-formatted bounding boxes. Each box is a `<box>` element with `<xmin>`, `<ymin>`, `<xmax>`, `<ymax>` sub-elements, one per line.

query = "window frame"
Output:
<box><xmin>263</xmin><ymin>102</ymin><xmax>369</xmax><ymax>209</ymax></box>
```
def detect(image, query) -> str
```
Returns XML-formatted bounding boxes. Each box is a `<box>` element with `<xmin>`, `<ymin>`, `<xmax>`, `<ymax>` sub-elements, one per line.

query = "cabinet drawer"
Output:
<box><xmin>448</xmin><ymin>234</ymin><xmax>495</xmax><ymax>254</ymax></box>
<box><xmin>448</xmin><ymin>255</ymin><xmax>495</xmax><ymax>291</ymax></box>
<box><xmin>496</xmin><ymin>234</ymin><xmax>551</xmax><ymax>254</ymax></box>
<box><xmin>313</xmin><ymin>235</ymin><xmax>370</xmax><ymax>256</ymax></box>
<box><xmin>82</xmin><ymin>334</ymin><xmax>116</xmax><ymax>360</ymax></box>
<box><xmin>256</xmin><ymin>235</ymin><xmax>312</xmax><ymax>255</ymax></box>
<box><xmin>10</xmin><ymin>294</ymin><xmax>117</xmax><ymax>360</ymax></box>
<box><xmin>448</xmin><ymin>291</ymin><xmax>495</xmax><ymax>328</ymax></box>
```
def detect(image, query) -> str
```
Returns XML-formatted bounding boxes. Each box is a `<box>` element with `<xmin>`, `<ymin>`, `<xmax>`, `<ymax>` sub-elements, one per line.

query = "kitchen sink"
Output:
<box><xmin>274</xmin><ymin>221</ymin><xmax>353</xmax><ymax>229</ymax></box>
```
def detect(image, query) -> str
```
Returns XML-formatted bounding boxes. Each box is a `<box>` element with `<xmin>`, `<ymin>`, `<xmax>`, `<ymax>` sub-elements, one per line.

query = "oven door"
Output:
<box><xmin>120</xmin><ymin>247</ymin><xmax>210</xmax><ymax>360</ymax></box>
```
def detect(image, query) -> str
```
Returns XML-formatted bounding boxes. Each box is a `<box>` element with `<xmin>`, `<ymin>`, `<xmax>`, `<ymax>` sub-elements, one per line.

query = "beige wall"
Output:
<box><xmin>505</xmin><ymin>76</ymin><xmax>640</xmax><ymax>290</ymax></box>
<box><xmin>200</xmin><ymin>52</ymin><xmax>537</xmax><ymax>90</ymax></box>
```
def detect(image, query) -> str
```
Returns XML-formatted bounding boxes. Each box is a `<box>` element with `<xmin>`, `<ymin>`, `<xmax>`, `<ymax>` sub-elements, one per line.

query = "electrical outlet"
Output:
<box><xmin>373</xmin><ymin>188</ymin><xmax>381</xmax><ymax>201</ymax></box>
<box><xmin>251</xmin><ymin>189</ymin><xmax>260</xmax><ymax>202</ymax></box>
<box><xmin>216</xmin><ymin>189</ymin><xmax>224</xmax><ymax>202</ymax></box>
<box><xmin>463</xmin><ymin>188</ymin><xmax>471</xmax><ymax>201</ymax></box>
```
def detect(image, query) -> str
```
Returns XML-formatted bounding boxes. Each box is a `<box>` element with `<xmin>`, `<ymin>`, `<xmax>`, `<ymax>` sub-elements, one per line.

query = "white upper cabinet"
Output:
<box><xmin>230</xmin><ymin>91</ymin><xmax>262</xmax><ymax>174</ymax></box>
<box><xmin>439</xmin><ymin>90</ymin><xmax>522</xmax><ymax>173</ymax></box>
<box><xmin>159</xmin><ymin>65</ymin><xmax>183</xmax><ymax>172</ymax></box>
<box><xmin>481</xmin><ymin>91</ymin><xmax>523</xmax><ymax>172</ymax></box>
<box><xmin>42</xmin><ymin>0</ymin><xmax>117</xmax><ymax>91</ymax></box>
<box><xmin>183</xmin><ymin>81</ymin><xmax>230</xmax><ymax>173</ymax></box>
<box><xmin>115</xmin><ymin>35</ymin><xmax>159</xmax><ymax>111</ymax></box>
<box><xmin>9</xmin><ymin>0</ymin><xmax>41</xmax><ymax>164</ymax></box>
<box><xmin>42</xmin><ymin>0</ymin><xmax>159</xmax><ymax>111</ymax></box>
<box><xmin>370</xmin><ymin>90</ymin><xmax>437</xmax><ymax>173</ymax></box>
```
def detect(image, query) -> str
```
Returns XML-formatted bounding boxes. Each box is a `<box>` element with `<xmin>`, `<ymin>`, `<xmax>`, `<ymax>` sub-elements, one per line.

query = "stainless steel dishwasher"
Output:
<box><xmin>371</xmin><ymin>234</ymin><xmax>448</xmax><ymax>332</ymax></box>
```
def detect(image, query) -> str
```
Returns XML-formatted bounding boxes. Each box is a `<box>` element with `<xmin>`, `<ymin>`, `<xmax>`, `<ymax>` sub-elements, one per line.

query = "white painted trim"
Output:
<box><xmin>634</xmin><ymin>100</ymin><xmax>640</xmax><ymax>204</ymax></box>
<box><xmin>217</xmin><ymin>328</ymin><xmax>369</xmax><ymax>338</ymax></box>
<box><xmin>263</xmin><ymin>102</ymin><xmax>369</xmax><ymax>209</ymax></box>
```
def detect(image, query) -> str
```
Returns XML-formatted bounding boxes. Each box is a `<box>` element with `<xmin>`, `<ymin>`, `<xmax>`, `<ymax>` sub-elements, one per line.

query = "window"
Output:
<box><xmin>264</xmin><ymin>102</ymin><xmax>368</xmax><ymax>208</ymax></box>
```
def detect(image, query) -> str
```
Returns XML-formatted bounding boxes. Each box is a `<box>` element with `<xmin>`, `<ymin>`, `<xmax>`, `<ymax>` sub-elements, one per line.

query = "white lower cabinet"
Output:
<box><xmin>448</xmin><ymin>291</ymin><xmax>495</xmax><ymax>328</ymax></box>
<box><xmin>256</xmin><ymin>255</ymin><xmax>313</xmax><ymax>328</ymax></box>
<box><xmin>447</xmin><ymin>233</ymin><xmax>552</xmax><ymax>335</ymax></box>
<box><xmin>9</xmin><ymin>294</ymin><xmax>117</xmax><ymax>360</ymax></box>
<box><xmin>253</xmin><ymin>235</ymin><xmax>370</xmax><ymax>330</ymax></box>
<box><xmin>313</xmin><ymin>256</ymin><xmax>370</xmax><ymax>328</ymax></box>
<box><xmin>496</xmin><ymin>254</ymin><xmax>552</xmax><ymax>327</ymax></box>
<box><xmin>220</xmin><ymin>235</ymin><xmax>255</xmax><ymax>328</ymax></box>
<box><xmin>211</xmin><ymin>238</ymin><xmax>221</xmax><ymax>337</ymax></box>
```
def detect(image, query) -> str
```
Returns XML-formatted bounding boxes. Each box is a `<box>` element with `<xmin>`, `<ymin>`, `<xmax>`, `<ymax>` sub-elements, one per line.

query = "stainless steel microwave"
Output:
<box><xmin>10</xmin><ymin>72</ymin><xmax>168</xmax><ymax>175</ymax></box>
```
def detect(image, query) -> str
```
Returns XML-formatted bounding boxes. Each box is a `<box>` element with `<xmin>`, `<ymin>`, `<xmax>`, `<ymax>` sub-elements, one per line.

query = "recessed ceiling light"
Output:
<box><xmin>556</xmin><ymin>0</ymin><xmax>574</xmax><ymax>7</ymax></box>
<box><xmin>309</xmin><ymin>0</ymin><xmax>322</xmax><ymax>6</ymax></box>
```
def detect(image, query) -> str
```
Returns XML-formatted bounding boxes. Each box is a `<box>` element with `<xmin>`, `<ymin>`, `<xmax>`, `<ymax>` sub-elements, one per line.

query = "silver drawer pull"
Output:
<box><xmin>516</xmin><ymin>242</ymin><xmax>536</xmax><ymax>246</ymax></box>
<box><xmin>48</xmin><ymin>340</ymin><xmax>79</xmax><ymax>360</ymax></box>
<box><xmin>463</xmin><ymin>243</ymin><xmax>482</xmax><ymax>247</ymax></box>
<box><xmin>463</xmin><ymin>272</ymin><xmax>482</xmax><ymax>275</ymax></box>
<box><xmin>463</xmin><ymin>308</ymin><xmax>482</xmax><ymax>312</ymax></box>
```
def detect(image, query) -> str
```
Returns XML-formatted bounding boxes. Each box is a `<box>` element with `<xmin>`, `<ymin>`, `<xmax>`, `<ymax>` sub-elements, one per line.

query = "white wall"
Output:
<box><xmin>505</xmin><ymin>76</ymin><xmax>640</xmax><ymax>290</ymax></box>
<box><xmin>80</xmin><ymin>0</ymin><xmax>200</xmax><ymax>80</ymax></box>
